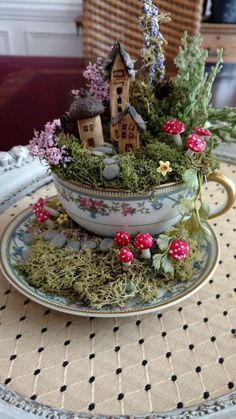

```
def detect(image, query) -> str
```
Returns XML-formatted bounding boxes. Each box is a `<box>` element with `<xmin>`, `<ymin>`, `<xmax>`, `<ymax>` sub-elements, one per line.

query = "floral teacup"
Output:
<box><xmin>53</xmin><ymin>172</ymin><xmax>235</xmax><ymax>237</ymax></box>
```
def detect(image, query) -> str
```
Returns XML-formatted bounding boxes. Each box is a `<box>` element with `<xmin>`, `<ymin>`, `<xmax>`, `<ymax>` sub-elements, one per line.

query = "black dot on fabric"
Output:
<box><xmin>196</xmin><ymin>366</ymin><xmax>201</xmax><ymax>373</ymax></box>
<box><xmin>30</xmin><ymin>395</ymin><xmax>37</xmax><ymax>400</ymax></box>
<box><xmin>136</xmin><ymin>320</ymin><xmax>141</xmax><ymax>326</ymax></box>
<box><xmin>89</xmin><ymin>376</ymin><xmax>95</xmax><ymax>383</ymax></box>
<box><xmin>88</xmin><ymin>403</ymin><xmax>95</xmax><ymax>411</ymax></box>
<box><xmin>24</xmin><ymin>299</ymin><xmax>30</xmax><ymax>305</ymax></box>
<box><xmin>90</xmin><ymin>333</ymin><xmax>95</xmax><ymax>339</ymax></box>
<box><xmin>41</xmin><ymin>328</ymin><xmax>47</xmax><ymax>333</ymax></box>
<box><xmin>189</xmin><ymin>344</ymin><xmax>194</xmax><ymax>350</ymax></box>
<box><xmin>211</xmin><ymin>336</ymin><xmax>216</xmax><ymax>342</ymax></box>
<box><xmin>16</xmin><ymin>334</ymin><xmax>22</xmax><ymax>339</ymax></box>
<box><xmin>62</xmin><ymin>361</ymin><xmax>69</xmax><ymax>367</ymax></box>
<box><xmin>226</xmin><ymin>274</ymin><xmax>230</xmax><ymax>278</ymax></box>
<box><xmin>89</xmin><ymin>353</ymin><xmax>95</xmax><ymax>359</ymax></box>
<box><xmin>5</xmin><ymin>290</ymin><xmax>11</xmax><ymax>295</ymax></box>
<box><xmin>64</xmin><ymin>340</ymin><xmax>71</xmax><ymax>346</ymax></box>
<box><xmin>216</xmin><ymin>294</ymin><xmax>220</xmax><ymax>299</ymax></box>
<box><xmin>178</xmin><ymin>307</ymin><xmax>183</xmax><ymax>312</ymax></box>
<box><xmin>228</xmin><ymin>382</ymin><xmax>234</xmax><ymax>389</ymax></box>
<box><xmin>197</xmin><ymin>301</ymin><xmax>202</xmax><ymax>305</ymax></box>
<box><xmin>116</xmin><ymin>368</ymin><xmax>122</xmax><ymax>374</ymax></box>
<box><xmin>226</xmin><ymin>244</ymin><xmax>230</xmax><ymax>247</ymax></box>
<box><xmin>157</xmin><ymin>313</ymin><xmax>162</xmax><ymax>319</ymax></box>
<box><xmin>10</xmin><ymin>354</ymin><xmax>17</xmax><ymax>360</ymax></box>
<box><xmin>219</xmin><ymin>357</ymin><xmax>224</xmax><ymax>364</ymax></box>
<box><xmin>209</xmin><ymin>279</ymin><xmax>213</xmax><ymax>284</ymax></box>
<box><xmin>44</xmin><ymin>310</ymin><xmax>50</xmax><ymax>315</ymax></box>
<box><xmin>161</xmin><ymin>331</ymin><xmax>167</xmax><ymax>337</ymax></box>
<box><xmin>219</xmin><ymin>260</ymin><xmax>222</xmax><ymax>264</ymax></box>
<box><xmin>203</xmin><ymin>391</ymin><xmax>210</xmax><ymax>399</ymax></box>
<box><xmin>139</xmin><ymin>338</ymin><xmax>144</xmax><ymax>344</ymax></box>
<box><xmin>171</xmin><ymin>375</ymin><xmax>177</xmax><ymax>382</ymax></box>
<box><xmin>38</xmin><ymin>347</ymin><xmax>44</xmax><ymax>353</ymax></box>
<box><xmin>142</xmin><ymin>360</ymin><xmax>148</xmax><ymax>366</ymax></box>
<box><xmin>203</xmin><ymin>318</ymin><xmax>208</xmax><ymax>323</ymax></box>
<box><xmin>115</xmin><ymin>346</ymin><xmax>120</xmax><ymax>352</ymax></box>
<box><xmin>177</xmin><ymin>402</ymin><xmax>183</xmax><ymax>409</ymax></box>
<box><xmin>4</xmin><ymin>378</ymin><xmax>11</xmax><ymax>385</ymax></box>
<box><xmin>66</xmin><ymin>321</ymin><xmax>72</xmax><ymax>327</ymax></box>
<box><xmin>231</xmin><ymin>329</ymin><xmax>236</xmax><ymax>335</ymax></box>
<box><xmin>117</xmin><ymin>393</ymin><xmax>124</xmax><ymax>400</ymax></box>
<box><xmin>113</xmin><ymin>327</ymin><xmax>119</xmax><ymax>332</ymax></box>
<box><xmin>34</xmin><ymin>369</ymin><xmax>41</xmax><ymax>376</ymax></box>
<box><xmin>20</xmin><ymin>316</ymin><xmax>26</xmax><ymax>321</ymax></box>
<box><xmin>145</xmin><ymin>384</ymin><xmax>151</xmax><ymax>391</ymax></box>
<box><xmin>223</xmin><ymin>311</ymin><xmax>228</xmax><ymax>316</ymax></box>
<box><xmin>183</xmin><ymin>324</ymin><xmax>188</xmax><ymax>330</ymax></box>
<box><xmin>0</xmin><ymin>306</ymin><xmax>6</xmax><ymax>310</ymax></box>
<box><xmin>166</xmin><ymin>352</ymin><xmax>171</xmax><ymax>358</ymax></box>
<box><xmin>60</xmin><ymin>385</ymin><xmax>67</xmax><ymax>392</ymax></box>
<box><xmin>234</xmin><ymin>289</ymin><xmax>236</xmax><ymax>293</ymax></box>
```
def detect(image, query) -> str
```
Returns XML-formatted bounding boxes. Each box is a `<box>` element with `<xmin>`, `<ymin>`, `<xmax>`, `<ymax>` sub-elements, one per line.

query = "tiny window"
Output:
<box><xmin>115</xmin><ymin>130</ymin><xmax>119</xmax><ymax>138</ymax></box>
<box><xmin>122</xmin><ymin>124</ymin><xmax>127</xmax><ymax>130</ymax></box>
<box><xmin>122</xmin><ymin>131</ymin><xmax>126</xmax><ymax>138</ymax></box>
<box><xmin>117</xmin><ymin>87</ymin><xmax>122</xmax><ymax>94</ymax></box>
<box><xmin>87</xmin><ymin>138</ymin><xmax>95</xmax><ymax>147</ymax></box>
<box><xmin>89</xmin><ymin>124</ymin><xmax>94</xmax><ymax>132</ymax></box>
<box><xmin>118</xmin><ymin>106</ymin><xmax>122</xmax><ymax>113</ymax></box>
<box><xmin>129</xmin><ymin>124</ymin><xmax>135</xmax><ymax>130</ymax></box>
<box><xmin>117</xmin><ymin>97</ymin><xmax>122</xmax><ymax>104</ymax></box>
<box><xmin>126</xmin><ymin>143</ymin><xmax>133</xmax><ymax>152</ymax></box>
<box><xmin>113</xmin><ymin>70</ymin><xmax>124</xmax><ymax>78</ymax></box>
<box><xmin>83</xmin><ymin>125</ymin><xmax>89</xmax><ymax>132</ymax></box>
<box><xmin>129</xmin><ymin>132</ymin><xmax>134</xmax><ymax>139</ymax></box>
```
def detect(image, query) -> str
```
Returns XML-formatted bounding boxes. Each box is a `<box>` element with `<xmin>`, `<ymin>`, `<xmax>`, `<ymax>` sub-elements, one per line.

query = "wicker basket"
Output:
<box><xmin>83</xmin><ymin>0</ymin><xmax>204</xmax><ymax>60</ymax></box>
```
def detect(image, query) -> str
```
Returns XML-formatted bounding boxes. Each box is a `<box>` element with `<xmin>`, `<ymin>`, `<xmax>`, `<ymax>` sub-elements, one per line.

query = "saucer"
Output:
<box><xmin>0</xmin><ymin>205</ymin><xmax>220</xmax><ymax>318</ymax></box>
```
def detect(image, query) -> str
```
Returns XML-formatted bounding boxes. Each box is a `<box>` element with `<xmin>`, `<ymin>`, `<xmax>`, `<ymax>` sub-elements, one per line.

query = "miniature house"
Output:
<box><xmin>69</xmin><ymin>89</ymin><xmax>104</xmax><ymax>147</ymax></box>
<box><xmin>112</xmin><ymin>106</ymin><xmax>146</xmax><ymax>153</ymax></box>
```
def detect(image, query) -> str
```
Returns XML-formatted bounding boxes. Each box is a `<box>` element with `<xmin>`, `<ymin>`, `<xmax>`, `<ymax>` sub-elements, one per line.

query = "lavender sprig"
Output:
<box><xmin>83</xmin><ymin>57</ymin><xmax>109</xmax><ymax>103</ymax></box>
<box><xmin>139</xmin><ymin>0</ymin><xmax>170</xmax><ymax>84</ymax></box>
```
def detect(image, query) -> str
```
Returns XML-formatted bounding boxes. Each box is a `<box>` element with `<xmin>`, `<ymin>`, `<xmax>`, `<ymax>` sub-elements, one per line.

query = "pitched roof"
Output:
<box><xmin>69</xmin><ymin>89</ymin><xmax>104</xmax><ymax>120</ymax></box>
<box><xmin>111</xmin><ymin>106</ymin><xmax>146</xmax><ymax>130</ymax></box>
<box><xmin>104</xmin><ymin>41</ymin><xmax>135</xmax><ymax>78</ymax></box>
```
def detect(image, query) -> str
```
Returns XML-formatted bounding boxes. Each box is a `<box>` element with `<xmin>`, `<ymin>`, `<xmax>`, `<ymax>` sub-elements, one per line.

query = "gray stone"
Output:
<box><xmin>102</xmin><ymin>164</ymin><xmax>120</xmax><ymax>180</ymax></box>
<box><xmin>92</xmin><ymin>150</ymin><xmax>104</xmax><ymax>157</ymax></box>
<box><xmin>23</xmin><ymin>233</ymin><xmax>33</xmax><ymax>245</ymax></box>
<box><xmin>22</xmin><ymin>249</ymin><xmax>30</xmax><ymax>261</ymax></box>
<box><xmin>99</xmin><ymin>238</ymin><xmax>114</xmax><ymax>253</ymax></box>
<box><xmin>103</xmin><ymin>157</ymin><xmax>117</xmax><ymax>165</ymax></box>
<box><xmin>67</xmin><ymin>240</ymin><xmax>81</xmax><ymax>250</ymax></box>
<box><xmin>103</xmin><ymin>142</ymin><xmax>114</xmax><ymax>148</ymax></box>
<box><xmin>42</xmin><ymin>230</ymin><xmax>58</xmax><ymax>241</ymax></box>
<box><xmin>82</xmin><ymin>240</ymin><xmax>97</xmax><ymax>250</ymax></box>
<box><xmin>51</xmin><ymin>233</ymin><xmax>67</xmax><ymax>249</ymax></box>
<box><xmin>93</xmin><ymin>146</ymin><xmax>114</xmax><ymax>155</ymax></box>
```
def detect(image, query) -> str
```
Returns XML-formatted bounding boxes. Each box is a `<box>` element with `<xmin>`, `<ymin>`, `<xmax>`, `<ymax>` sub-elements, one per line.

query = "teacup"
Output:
<box><xmin>52</xmin><ymin>171</ymin><xmax>235</xmax><ymax>237</ymax></box>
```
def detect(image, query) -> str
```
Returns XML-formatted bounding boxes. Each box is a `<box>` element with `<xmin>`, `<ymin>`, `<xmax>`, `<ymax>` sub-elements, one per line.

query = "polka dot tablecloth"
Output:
<box><xmin>0</xmin><ymin>162</ymin><xmax>236</xmax><ymax>417</ymax></box>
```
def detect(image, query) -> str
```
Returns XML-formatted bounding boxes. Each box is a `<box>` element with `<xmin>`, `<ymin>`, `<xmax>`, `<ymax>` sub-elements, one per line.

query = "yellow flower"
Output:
<box><xmin>57</xmin><ymin>213</ymin><xmax>69</xmax><ymax>225</ymax></box>
<box><xmin>157</xmin><ymin>161</ymin><xmax>172</xmax><ymax>176</ymax></box>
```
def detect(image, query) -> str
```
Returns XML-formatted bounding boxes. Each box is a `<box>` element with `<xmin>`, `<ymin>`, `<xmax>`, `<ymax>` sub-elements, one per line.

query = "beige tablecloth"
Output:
<box><xmin>0</xmin><ymin>162</ymin><xmax>236</xmax><ymax>416</ymax></box>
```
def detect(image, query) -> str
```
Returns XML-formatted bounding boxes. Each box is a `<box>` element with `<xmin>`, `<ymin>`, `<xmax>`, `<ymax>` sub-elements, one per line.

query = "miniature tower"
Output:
<box><xmin>69</xmin><ymin>89</ymin><xmax>104</xmax><ymax>147</ymax></box>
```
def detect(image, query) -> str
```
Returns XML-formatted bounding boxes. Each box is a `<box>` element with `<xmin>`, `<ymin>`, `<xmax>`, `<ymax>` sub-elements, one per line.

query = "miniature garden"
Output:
<box><xmin>17</xmin><ymin>0</ymin><xmax>236</xmax><ymax>309</ymax></box>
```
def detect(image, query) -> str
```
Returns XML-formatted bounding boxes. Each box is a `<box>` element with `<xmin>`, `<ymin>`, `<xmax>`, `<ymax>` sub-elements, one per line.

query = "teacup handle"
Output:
<box><xmin>207</xmin><ymin>171</ymin><xmax>236</xmax><ymax>219</ymax></box>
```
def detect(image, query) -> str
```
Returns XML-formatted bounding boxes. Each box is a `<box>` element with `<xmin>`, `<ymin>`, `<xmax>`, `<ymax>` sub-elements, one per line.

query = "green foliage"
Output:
<box><xmin>182</xmin><ymin>168</ymin><xmax>199</xmax><ymax>191</ymax></box>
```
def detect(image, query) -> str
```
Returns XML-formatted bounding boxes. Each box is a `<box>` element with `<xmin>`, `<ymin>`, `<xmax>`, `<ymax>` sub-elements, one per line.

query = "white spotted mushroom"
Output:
<box><xmin>118</xmin><ymin>248</ymin><xmax>134</xmax><ymax>267</ymax></box>
<box><xmin>186</xmin><ymin>134</ymin><xmax>206</xmax><ymax>157</ymax></box>
<box><xmin>194</xmin><ymin>127</ymin><xmax>212</xmax><ymax>138</ymax></box>
<box><xmin>134</xmin><ymin>233</ymin><xmax>154</xmax><ymax>259</ymax></box>
<box><xmin>169</xmin><ymin>240</ymin><xmax>190</xmax><ymax>261</ymax></box>
<box><xmin>162</xmin><ymin>119</ymin><xmax>186</xmax><ymax>147</ymax></box>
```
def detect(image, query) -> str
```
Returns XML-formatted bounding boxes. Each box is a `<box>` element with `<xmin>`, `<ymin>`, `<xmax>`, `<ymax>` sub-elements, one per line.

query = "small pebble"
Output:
<box><xmin>22</xmin><ymin>249</ymin><xmax>30</xmax><ymax>261</ymax></box>
<box><xmin>99</xmin><ymin>238</ymin><xmax>114</xmax><ymax>253</ymax></box>
<box><xmin>82</xmin><ymin>240</ymin><xmax>97</xmax><ymax>250</ymax></box>
<box><xmin>102</xmin><ymin>164</ymin><xmax>120</xmax><ymax>180</ymax></box>
<box><xmin>92</xmin><ymin>150</ymin><xmax>104</xmax><ymax>157</ymax></box>
<box><xmin>51</xmin><ymin>233</ymin><xmax>67</xmax><ymax>249</ymax></box>
<box><xmin>103</xmin><ymin>157</ymin><xmax>117</xmax><ymax>165</ymax></box>
<box><xmin>42</xmin><ymin>230</ymin><xmax>58</xmax><ymax>241</ymax></box>
<box><xmin>23</xmin><ymin>233</ymin><xmax>33</xmax><ymax>245</ymax></box>
<box><xmin>67</xmin><ymin>240</ymin><xmax>81</xmax><ymax>250</ymax></box>
<box><xmin>103</xmin><ymin>142</ymin><xmax>114</xmax><ymax>148</ymax></box>
<box><xmin>93</xmin><ymin>146</ymin><xmax>114</xmax><ymax>155</ymax></box>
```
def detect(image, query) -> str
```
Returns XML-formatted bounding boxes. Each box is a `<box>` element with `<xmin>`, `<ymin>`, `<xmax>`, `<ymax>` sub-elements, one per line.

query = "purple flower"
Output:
<box><xmin>83</xmin><ymin>57</ymin><xmax>109</xmax><ymax>103</ymax></box>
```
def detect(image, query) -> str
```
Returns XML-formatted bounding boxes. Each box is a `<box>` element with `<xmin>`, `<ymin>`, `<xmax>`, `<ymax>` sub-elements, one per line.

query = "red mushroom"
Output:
<box><xmin>162</xmin><ymin>119</ymin><xmax>186</xmax><ymax>146</ymax></box>
<box><xmin>114</xmin><ymin>231</ymin><xmax>131</xmax><ymax>247</ymax></box>
<box><xmin>118</xmin><ymin>248</ymin><xmax>134</xmax><ymax>267</ymax></box>
<box><xmin>194</xmin><ymin>127</ymin><xmax>212</xmax><ymax>138</ymax></box>
<box><xmin>134</xmin><ymin>233</ymin><xmax>154</xmax><ymax>259</ymax></box>
<box><xmin>169</xmin><ymin>240</ymin><xmax>190</xmax><ymax>261</ymax></box>
<box><xmin>186</xmin><ymin>134</ymin><xmax>206</xmax><ymax>157</ymax></box>
<box><xmin>32</xmin><ymin>197</ymin><xmax>59</xmax><ymax>217</ymax></box>
<box><xmin>36</xmin><ymin>209</ymin><xmax>50</xmax><ymax>223</ymax></box>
